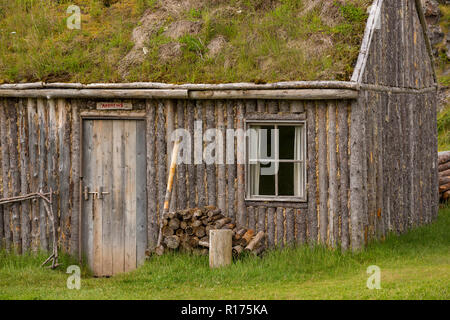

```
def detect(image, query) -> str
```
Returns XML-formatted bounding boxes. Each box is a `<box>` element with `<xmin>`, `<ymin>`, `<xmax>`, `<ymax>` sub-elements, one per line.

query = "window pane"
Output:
<box><xmin>279</xmin><ymin>126</ymin><xmax>295</xmax><ymax>160</ymax></box>
<box><xmin>278</xmin><ymin>162</ymin><xmax>294</xmax><ymax>196</ymax></box>
<box><xmin>259</xmin><ymin>162</ymin><xmax>276</xmax><ymax>195</ymax></box>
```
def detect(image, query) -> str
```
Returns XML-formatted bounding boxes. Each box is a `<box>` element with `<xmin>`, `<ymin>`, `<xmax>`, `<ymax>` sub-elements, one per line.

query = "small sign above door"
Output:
<box><xmin>96</xmin><ymin>102</ymin><xmax>132</xmax><ymax>110</ymax></box>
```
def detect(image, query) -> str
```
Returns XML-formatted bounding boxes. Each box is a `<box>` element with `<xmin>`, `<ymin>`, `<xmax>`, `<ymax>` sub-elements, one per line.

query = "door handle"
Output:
<box><xmin>97</xmin><ymin>186</ymin><xmax>110</xmax><ymax>199</ymax></box>
<box><xmin>84</xmin><ymin>186</ymin><xmax>99</xmax><ymax>200</ymax></box>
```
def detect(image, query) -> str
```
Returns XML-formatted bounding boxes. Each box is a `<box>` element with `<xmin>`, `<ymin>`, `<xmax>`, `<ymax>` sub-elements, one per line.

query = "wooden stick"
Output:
<box><xmin>156</xmin><ymin>138</ymin><xmax>181</xmax><ymax>248</ymax></box>
<box><xmin>245</xmin><ymin>231</ymin><xmax>265</xmax><ymax>251</ymax></box>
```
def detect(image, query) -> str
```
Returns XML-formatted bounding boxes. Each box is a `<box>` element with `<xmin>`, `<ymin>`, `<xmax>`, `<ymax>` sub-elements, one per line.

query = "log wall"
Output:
<box><xmin>0</xmin><ymin>91</ymin><xmax>438</xmax><ymax>253</ymax></box>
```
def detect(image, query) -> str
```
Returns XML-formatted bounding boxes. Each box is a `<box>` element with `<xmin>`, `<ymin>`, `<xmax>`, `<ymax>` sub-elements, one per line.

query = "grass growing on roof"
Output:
<box><xmin>0</xmin><ymin>0</ymin><xmax>371</xmax><ymax>84</ymax></box>
<box><xmin>1</xmin><ymin>206</ymin><xmax>449</xmax><ymax>299</ymax></box>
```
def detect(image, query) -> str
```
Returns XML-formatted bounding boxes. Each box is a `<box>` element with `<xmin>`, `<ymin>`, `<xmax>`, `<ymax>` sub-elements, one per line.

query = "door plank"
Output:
<box><xmin>92</xmin><ymin>120</ymin><xmax>103</xmax><ymax>276</ymax></box>
<box><xmin>82</xmin><ymin>120</ymin><xmax>94</xmax><ymax>271</ymax></box>
<box><xmin>136</xmin><ymin>120</ymin><xmax>147</xmax><ymax>267</ymax></box>
<box><xmin>112</xmin><ymin>121</ymin><xmax>125</xmax><ymax>274</ymax></box>
<box><xmin>124</xmin><ymin>120</ymin><xmax>137</xmax><ymax>272</ymax></box>
<box><xmin>101</xmin><ymin>120</ymin><xmax>113</xmax><ymax>276</ymax></box>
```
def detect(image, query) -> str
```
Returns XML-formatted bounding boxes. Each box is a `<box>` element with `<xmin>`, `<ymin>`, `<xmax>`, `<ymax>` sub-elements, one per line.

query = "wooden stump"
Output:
<box><xmin>209</xmin><ymin>229</ymin><xmax>232</xmax><ymax>268</ymax></box>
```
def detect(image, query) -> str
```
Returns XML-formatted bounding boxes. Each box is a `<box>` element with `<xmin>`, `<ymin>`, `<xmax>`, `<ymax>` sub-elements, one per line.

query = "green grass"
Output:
<box><xmin>0</xmin><ymin>0</ymin><xmax>371</xmax><ymax>84</ymax></box>
<box><xmin>1</xmin><ymin>207</ymin><xmax>449</xmax><ymax>300</ymax></box>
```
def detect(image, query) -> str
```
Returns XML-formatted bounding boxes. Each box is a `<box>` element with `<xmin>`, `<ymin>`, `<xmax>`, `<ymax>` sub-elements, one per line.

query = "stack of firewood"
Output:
<box><xmin>439</xmin><ymin>151</ymin><xmax>450</xmax><ymax>201</ymax></box>
<box><xmin>154</xmin><ymin>206</ymin><xmax>266</xmax><ymax>257</ymax></box>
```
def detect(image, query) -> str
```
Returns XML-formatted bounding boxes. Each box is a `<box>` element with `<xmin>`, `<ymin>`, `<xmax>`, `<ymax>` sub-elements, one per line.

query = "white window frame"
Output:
<box><xmin>245</xmin><ymin>120</ymin><xmax>307</xmax><ymax>202</ymax></box>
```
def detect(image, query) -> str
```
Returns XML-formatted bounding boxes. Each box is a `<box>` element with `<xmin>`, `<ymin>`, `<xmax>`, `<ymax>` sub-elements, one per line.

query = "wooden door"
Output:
<box><xmin>82</xmin><ymin>119</ymin><xmax>147</xmax><ymax>276</ymax></box>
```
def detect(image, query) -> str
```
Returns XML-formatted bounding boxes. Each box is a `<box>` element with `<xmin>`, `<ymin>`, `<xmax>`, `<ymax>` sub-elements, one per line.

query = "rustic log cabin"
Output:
<box><xmin>0</xmin><ymin>0</ymin><xmax>439</xmax><ymax>276</ymax></box>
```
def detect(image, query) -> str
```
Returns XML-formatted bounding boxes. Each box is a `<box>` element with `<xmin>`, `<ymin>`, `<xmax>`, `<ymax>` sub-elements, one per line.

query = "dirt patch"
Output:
<box><xmin>163</xmin><ymin>20</ymin><xmax>203</xmax><ymax>39</ymax></box>
<box><xmin>159</xmin><ymin>42</ymin><xmax>184</xmax><ymax>62</ymax></box>
<box><xmin>118</xmin><ymin>9</ymin><xmax>167</xmax><ymax>77</ymax></box>
<box><xmin>207</xmin><ymin>35</ymin><xmax>227</xmax><ymax>58</ymax></box>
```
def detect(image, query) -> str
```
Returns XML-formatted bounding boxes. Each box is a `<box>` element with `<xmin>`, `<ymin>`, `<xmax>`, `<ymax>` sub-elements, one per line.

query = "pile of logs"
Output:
<box><xmin>155</xmin><ymin>206</ymin><xmax>266</xmax><ymax>257</ymax></box>
<box><xmin>439</xmin><ymin>151</ymin><xmax>450</xmax><ymax>201</ymax></box>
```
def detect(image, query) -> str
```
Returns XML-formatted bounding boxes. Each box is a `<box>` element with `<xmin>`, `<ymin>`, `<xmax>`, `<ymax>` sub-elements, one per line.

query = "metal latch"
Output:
<box><xmin>84</xmin><ymin>186</ymin><xmax>110</xmax><ymax>200</ymax></box>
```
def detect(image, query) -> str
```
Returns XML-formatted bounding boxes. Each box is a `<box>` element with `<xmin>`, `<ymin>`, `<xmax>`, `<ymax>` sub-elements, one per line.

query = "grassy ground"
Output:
<box><xmin>0</xmin><ymin>0</ymin><xmax>370</xmax><ymax>83</ymax></box>
<box><xmin>0</xmin><ymin>207</ymin><xmax>449</xmax><ymax>300</ymax></box>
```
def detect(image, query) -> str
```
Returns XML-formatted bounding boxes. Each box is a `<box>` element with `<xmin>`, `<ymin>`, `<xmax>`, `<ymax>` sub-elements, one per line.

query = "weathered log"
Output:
<box><xmin>252</xmin><ymin>245</ymin><xmax>266</xmax><ymax>256</ymax></box>
<box><xmin>285</xmin><ymin>208</ymin><xmax>295</xmax><ymax>245</ymax></box>
<box><xmin>191</xmin><ymin>219</ymin><xmax>202</xmax><ymax>228</ymax></box>
<box><xmin>187</xmin><ymin>101</ymin><xmax>196</xmax><ymax>209</ymax></box>
<box><xmin>318</xmin><ymin>101</ymin><xmax>328</xmax><ymax>245</ymax></box>
<box><xmin>176</xmin><ymin>99</ymin><xmax>187</xmax><ymax>210</ymax></box>
<box><xmin>205</xmin><ymin>100</ymin><xmax>216</xmax><ymax>206</ymax></box>
<box><xmin>0</xmin><ymin>99</ymin><xmax>11</xmax><ymax>251</ymax></box>
<box><xmin>221</xmin><ymin>223</ymin><xmax>235</xmax><ymax>230</ymax></box>
<box><xmin>215</xmin><ymin>217</ymin><xmax>232</xmax><ymax>229</ymax></box>
<box><xmin>240</xmin><ymin>229</ymin><xmax>254</xmax><ymax>246</ymax></box>
<box><xmin>185</xmin><ymin>226</ymin><xmax>194</xmax><ymax>236</ymax></box>
<box><xmin>162</xmin><ymin>226</ymin><xmax>174</xmax><ymax>237</ymax></box>
<box><xmin>168</xmin><ymin>218</ymin><xmax>180</xmax><ymax>230</ymax></box>
<box><xmin>439</xmin><ymin>183</ymin><xmax>450</xmax><ymax>193</ymax></box>
<box><xmin>164</xmin><ymin>235</ymin><xmax>180</xmax><ymax>249</ymax></box>
<box><xmin>155</xmin><ymin>245</ymin><xmax>165</xmax><ymax>256</ymax></box>
<box><xmin>146</xmin><ymin>99</ymin><xmax>158</xmax><ymax>251</ymax></box>
<box><xmin>236</xmin><ymin>101</ymin><xmax>246</xmax><ymax>228</ymax></box>
<box><xmin>276</xmin><ymin>207</ymin><xmax>284</xmax><ymax>248</ymax></box>
<box><xmin>195</xmin><ymin>101</ymin><xmax>206</xmax><ymax>207</ymax></box>
<box><xmin>306</xmin><ymin>101</ymin><xmax>318</xmax><ymax>245</ymax></box>
<box><xmin>209</xmin><ymin>229</ymin><xmax>232</xmax><ymax>268</ymax></box>
<box><xmin>156</xmin><ymin>100</ymin><xmax>167</xmax><ymax>237</ymax></box>
<box><xmin>18</xmin><ymin>104</ymin><xmax>31</xmax><ymax>252</ymax></box>
<box><xmin>438</xmin><ymin>152</ymin><xmax>450</xmax><ymax>165</ymax></box>
<box><xmin>199</xmin><ymin>240</ymin><xmax>209</xmax><ymax>248</ymax></box>
<box><xmin>267</xmin><ymin>207</ymin><xmax>275</xmax><ymax>247</ymax></box>
<box><xmin>439</xmin><ymin>176</ymin><xmax>450</xmax><ymax>186</ymax></box>
<box><xmin>245</xmin><ymin>231</ymin><xmax>265</xmax><ymax>251</ymax></box>
<box><xmin>217</xmin><ymin>101</ymin><xmax>226</xmax><ymax>213</ymax></box>
<box><xmin>70</xmin><ymin>99</ymin><xmax>81</xmax><ymax>256</ymax></box>
<box><xmin>194</xmin><ymin>226</ymin><xmax>206</xmax><ymax>238</ymax></box>
<box><xmin>7</xmin><ymin>100</ymin><xmax>22</xmax><ymax>253</ymax></box>
<box><xmin>438</xmin><ymin>161</ymin><xmax>450</xmax><ymax>172</ymax></box>
<box><xmin>226</xmin><ymin>101</ymin><xmax>236</xmax><ymax>219</ymax></box>
<box><xmin>232</xmin><ymin>245</ymin><xmax>243</xmax><ymax>256</ymax></box>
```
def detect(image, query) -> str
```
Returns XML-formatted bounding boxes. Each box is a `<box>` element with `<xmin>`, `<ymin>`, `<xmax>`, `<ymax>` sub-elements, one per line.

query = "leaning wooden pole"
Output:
<box><xmin>156</xmin><ymin>139</ymin><xmax>181</xmax><ymax>253</ymax></box>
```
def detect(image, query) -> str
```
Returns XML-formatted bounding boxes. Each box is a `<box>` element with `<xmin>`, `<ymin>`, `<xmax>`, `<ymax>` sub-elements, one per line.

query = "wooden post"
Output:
<box><xmin>37</xmin><ymin>99</ymin><xmax>48</xmax><ymax>251</ymax></box>
<box><xmin>338</xmin><ymin>101</ymin><xmax>350</xmax><ymax>250</ymax></box>
<box><xmin>209</xmin><ymin>229</ymin><xmax>232</xmax><ymax>268</ymax></box>
<box><xmin>7</xmin><ymin>99</ymin><xmax>22</xmax><ymax>253</ymax></box>
<box><xmin>156</xmin><ymin>139</ymin><xmax>180</xmax><ymax>250</ymax></box>
<box><xmin>195</xmin><ymin>101</ymin><xmax>206</xmax><ymax>207</ymax></box>
<box><xmin>146</xmin><ymin>100</ymin><xmax>158</xmax><ymax>250</ymax></box>
<box><xmin>217</xmin><ymin>101</ymin><xmax>226</xmax><ymax>213</ymax></box>
<box><xmin>0</xmin><ymin>99</ymin><xmax>11</xmax><ymax>251</ymax></box>
<box><xmin>267</xmin><ymin>207</ymin><xmax>275</xmax><ymax>247</ymax></box>
<box><xmin>318</xmin><ymin>101</ymin><xmax>328</xmax><ymax>245</ymax></box>
<box><xmin>167</xmin><ymin>100</ymin><xmax>177</xmax><ymax>212</ymax></box>
<box><xmin>306</xmin><ymin>101</ymin><xmax>317</xmax><ymax>245</ymax></box>
<box><xmin>328</xmin><ymin>101</ymin><xmax>339</xmax><ymax>248</ymax></box>
<box><xmin>156</xmin><ymin>100</ymin><xmax>167</xmax><ymax>234</ymax></box>
<box><xmin>276</xmin><ymin>207</ymin><xmax>284</xmax><ymax>248</ymax></box>
<box><xmin>205</xmin><ymin>100</ymin><xmax>216</xmax><ymax>207</ymax></box>
<box><xmin>226</xmin><ymin>101</ymin><xmax>235</xmax><ymax>219</ymax></box>
<box><xmin>18</xmin><ymin>103</ymin><xmax>31</xmax><ymax>252</ymax></box>
<box><xmin>58</xmin><ymin>99</ymin><xmax>71</xmax><ymax>252</ymax></box>
<box><xmin>176</xmin><ymin>100</ymin><xmax>187</xmax><ymax>210</ymax></box>
<box><xmin>71</xmin><ymin>100</ymin><xmax>80</xmax><ymax>256</ymax></box>
<box><xmin>187</xmin><ymin>101</ymin><xmax>196</xmax><ymax>209</ymax></box>
<box><xmin>236</xmin><ymin>101</ymin><xmax>246</xmax><ymax>228</ymax></box>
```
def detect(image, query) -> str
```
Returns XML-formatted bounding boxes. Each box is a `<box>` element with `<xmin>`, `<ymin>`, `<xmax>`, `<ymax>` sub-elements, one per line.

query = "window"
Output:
<box><xmin>246</xmin><ymin>121</ymin><xmax>306</xmax><ymax>202</ymax></box>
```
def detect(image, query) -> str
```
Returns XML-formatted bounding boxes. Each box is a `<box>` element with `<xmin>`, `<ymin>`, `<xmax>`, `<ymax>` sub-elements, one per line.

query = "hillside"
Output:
<box><xmin>0</xmin><ymin>0</ymin><xmax>371</xmax><ymax>84</ymax></box>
